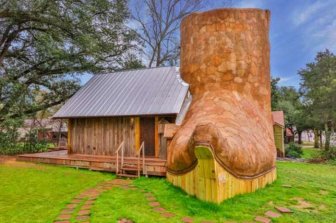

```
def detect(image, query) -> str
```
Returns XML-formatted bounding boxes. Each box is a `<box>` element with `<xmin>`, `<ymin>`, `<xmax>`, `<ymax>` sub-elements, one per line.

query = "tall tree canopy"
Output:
<box><xmin>299</xmin><ymin>49</ymin><xmax>336</xmax><ymax>150</ymax></box>
<box><xmin>271</xmin><ymin>77</ymin><xmax>313</xmax><ymax>144</ymax></box>
<box><xmin>271</xmin><ymin>77</ymin><xmax>280</xmax><ymax>110</ymax></box>
<box><xmin>0</xmin><ymin>0</ymin><xmax>137</xmax><ymax>121</ymax></box>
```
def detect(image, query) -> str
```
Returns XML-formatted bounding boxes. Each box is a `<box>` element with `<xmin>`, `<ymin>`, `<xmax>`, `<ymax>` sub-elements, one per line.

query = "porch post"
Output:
<box><xmin>154</xmin><ymin>116</ymin><xmax>159</xmax><ymax>157</ymax></box>
<box><xmin>134</xmin><ymin>117</ymin><xmax>140</xmax><ymax>152</ymax></box>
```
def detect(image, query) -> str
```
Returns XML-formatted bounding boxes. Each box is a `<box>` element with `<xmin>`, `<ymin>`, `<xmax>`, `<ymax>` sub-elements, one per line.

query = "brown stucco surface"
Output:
<box><xmin>167</xmin><ymin>9</ymin><xmax>276</xmax><ymax>178</ymax></box>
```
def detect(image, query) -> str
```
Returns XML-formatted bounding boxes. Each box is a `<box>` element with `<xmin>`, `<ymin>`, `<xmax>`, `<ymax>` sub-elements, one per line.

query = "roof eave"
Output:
<box><xmin>53</xmin><ymin>113</ymin><xmax>179</xmax><ymax>119</ymax></box>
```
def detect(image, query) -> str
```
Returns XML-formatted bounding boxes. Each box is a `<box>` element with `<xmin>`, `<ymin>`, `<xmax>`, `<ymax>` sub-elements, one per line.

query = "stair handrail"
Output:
<box><xmin>137</xmin><ymin>141</ymin><xmax>146</xmax><ymax>177</ymax></box>
<box><xmin>115</xmin><ymin>141</ymin><xmax>125</xmax><ymax>174</ymax></box>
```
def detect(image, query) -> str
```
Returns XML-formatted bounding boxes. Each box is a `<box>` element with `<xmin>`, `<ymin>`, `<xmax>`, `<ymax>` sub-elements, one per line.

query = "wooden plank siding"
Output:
<box><xmin>69</xmin><ymin>116</ymin><xmax>171</xmax><ymax>159</ymax></box>
<box><xmin>70</xmin><ymin>117</ymin><xmax>136</xmax><ymax>157</ymax></box>
<box><xmin>167</xmin><ymin>146</ymin><xmax>277</xmax><ymax>203</ymax></box>
<box><xmin>67</xmin><ymin>119</ymin><xmax>72</xmax><ymax>153</ymax></box>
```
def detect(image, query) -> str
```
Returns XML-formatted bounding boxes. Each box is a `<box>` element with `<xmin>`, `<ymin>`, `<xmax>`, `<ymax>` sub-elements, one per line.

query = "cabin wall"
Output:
<box><xmin>69</xmin><ymin>117</ymin><xmax>136</xmax><ymax>156</ymax></box>
<box><xmin>68</xmin><ymin>116</ymin><xmax>174</xmax><ymax>158</ymax></box>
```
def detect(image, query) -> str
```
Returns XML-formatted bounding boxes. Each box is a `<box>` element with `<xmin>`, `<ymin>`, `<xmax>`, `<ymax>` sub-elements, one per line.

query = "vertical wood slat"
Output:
<box><xmin>83</xmin><ymin>118</ymin><xmax>86</xmax><ymax>154</ymax></box>
<box><xmin>67</xmin><ymin>119</ymin><xmax>72</xmax><ymax>153</ymax></box>
<box><xmin>75</xmin><ymin>119</ymin><xmax>78</xmax><ymax>154</ymax></box>
<box><xmin>76</xmin><ymin>119</ymin><xmax>79</xmax><ymax>154</ymax></box>
<box><xmin>73</xmin><ymin>119</ymin><xmax>77</xmax><ymax>154</ymax></box>
<box><xmin>113</xmin><ymin>118</ymin><xmax>116</xmax><ymax>155</ymax></box>
<box><xmin>167</xmin><ymin>146</ymin><xmax>277</xmax><ymax>203</ymax></box>
<box><xmin>134</xmin><ymin>117</ymin><xmax>140</xmax><ymax>151</ymax></box>
<box><xmin>154</xmin><ymin>116</ymin><xmax>159</xmax><ymax>157</ymax></box>
<box><xmin>76</xmin><ymin>119</ymin><xmax>81</xmax><ymax>154</ymax></box>
<box><xmin>108</xmin><ymin>117</ymin><xmax>112</xmax><ymax>155</ymax></box>
<box><xmin>103</xmin><ymin>118</ymin><xmax>107</xmax><ymax>156</ymax></box>
<box><xmin>117</xmin><ymin>118</ymin><xmax>120</xmax><ymax>155</ymax></box>
<box><xmin>94</xmin><ymin>118</ymin><xmax>97</xmax><ymax>155</ymax></box>
<box><xmin>84</xmin><ymin>119</ymin><xmax>87</xmax><ymax>155</ymax></box>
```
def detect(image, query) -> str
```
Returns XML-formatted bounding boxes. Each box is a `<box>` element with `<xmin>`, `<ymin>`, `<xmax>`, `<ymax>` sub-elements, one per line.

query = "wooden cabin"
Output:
<box><xmin>53</xmin><ymin>67</ymin><xmax>191</xmax><ymax>177</ymax></box>
<box><xmin>272</xmin><ymin>111</ymin><xmax>285</xmax><ymax>157</ymax></box>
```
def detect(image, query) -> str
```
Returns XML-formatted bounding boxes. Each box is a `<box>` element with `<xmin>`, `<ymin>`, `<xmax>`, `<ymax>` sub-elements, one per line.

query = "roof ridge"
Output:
<box><xmin>96</xmin><ymin>66</ymin><xmax>177</xmax><ymax>75</ymax></box>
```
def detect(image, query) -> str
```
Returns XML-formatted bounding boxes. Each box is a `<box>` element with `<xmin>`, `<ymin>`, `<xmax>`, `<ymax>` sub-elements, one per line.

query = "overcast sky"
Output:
<box><xmin>81</xmin><ymin>0</ymin><xmax>336</xmax><ymax>88</ymax></box>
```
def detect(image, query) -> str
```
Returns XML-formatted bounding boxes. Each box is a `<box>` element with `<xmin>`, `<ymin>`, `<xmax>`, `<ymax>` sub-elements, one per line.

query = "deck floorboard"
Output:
<box><xmin>17</xmin><ymin>150</ymin><xmax>167</xmax><ymax>176</ymax></box>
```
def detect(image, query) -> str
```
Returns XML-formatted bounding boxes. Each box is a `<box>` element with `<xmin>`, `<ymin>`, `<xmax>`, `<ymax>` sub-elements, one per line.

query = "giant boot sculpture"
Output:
<box><xmin>167</xmin><ymin>9</ymin><xmax>277</xmax><ymax>203</ymax></box>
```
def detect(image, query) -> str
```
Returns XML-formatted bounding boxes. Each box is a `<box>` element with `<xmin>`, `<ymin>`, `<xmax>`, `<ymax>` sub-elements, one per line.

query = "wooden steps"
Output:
<box><xmin>118</xmin><ymin>163</ymin><xmax>140</xmax><ymax>178</ymax></box>
<box><xmin>116</xmin><ymin>158</ymin><xmax>146</xmax><ymax>178</ymax></box>
<box><xmin>115</xmin><ymin>141</ymin><xmax>151</xmax><ymax>179</ymax></box>
<box><xmin>117</xmin><ymin>173</ymin><xmax>139</xmax><ymax>179</ymax></box>
<box><xmin>121</xmin><ymin>166</ymin><xmax>138</xmax><ymax>172</ymax></box>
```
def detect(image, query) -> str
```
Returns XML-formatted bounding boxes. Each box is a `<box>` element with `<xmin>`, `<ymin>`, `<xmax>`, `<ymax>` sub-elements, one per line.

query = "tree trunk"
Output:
<box><xmin>307</xmin><ymin>131</ymin><xmax>311</xmax><ymax>142</ymax></box>
<box><xmin>298</xmin><ymin>131</ymin><xmax>302</xmax><ymax>144</ymax></box>
<box><xmin>155</xmin><ymin>43</ymin><xmax>161</xmax><ymax>67</ymax></box>
<box><xmin>325</xmin><ymin>122</ymin><xmax>331</xmax><ymax>151</ymax></box>
<box><xmin>319</xmin><ymin>130</ymin><xmax>323</xmax><ymax>149</ymax></box>
<box><xmin>313</xmin><ymin>129</ymin><xmax>319</xmax><ymax>148</ymax></box>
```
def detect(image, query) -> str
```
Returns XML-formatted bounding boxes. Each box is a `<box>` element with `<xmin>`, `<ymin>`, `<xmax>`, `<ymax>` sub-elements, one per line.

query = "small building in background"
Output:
<box><xmin>285</xmin><ymin>128</ymin><xmax>294</xmax><ymax>143</ymax></box>
<box><xmin>18</xmin><ymin>118</ymin><xmax>68</xmax><ymax>147</ymax></box>
<box><xmin>272</xmin><ymin>111</ymin><xmax>285</xmax><ymax>157</ymax></box>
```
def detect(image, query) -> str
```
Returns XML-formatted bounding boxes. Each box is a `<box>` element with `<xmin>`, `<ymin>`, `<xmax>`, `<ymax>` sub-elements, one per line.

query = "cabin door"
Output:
<box><xmin>140</xmin><ymin>117</ymin><xmax>155</xmax><ymax>157</ymax></box>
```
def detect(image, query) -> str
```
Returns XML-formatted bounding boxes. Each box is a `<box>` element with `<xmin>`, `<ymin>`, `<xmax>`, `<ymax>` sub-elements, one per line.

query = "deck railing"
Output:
<box><xmin>137</xmin><ymin>141</ymin><xmax>147</xmax><ymax>177</ymax></box>
<box><xmin>115</xmin><ymin>141</ymin><xmax>125</xmax><ymax>174</ymax></box>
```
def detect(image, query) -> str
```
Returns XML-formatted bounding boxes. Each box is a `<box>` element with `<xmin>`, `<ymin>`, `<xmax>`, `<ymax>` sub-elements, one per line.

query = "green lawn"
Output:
<box><xmin>0</xmin><ymin>160</ymin><xmax>113</xmax><ymax>223</ymax></box>
<box><xmin>93</xmin><ymin>162</ymin><xmax>336</xmax><ymax>223</ymax></box>
<box><xmin>1</xmin><ymin>160</ymin><xmax>336</xmax><ymax>223</ymax></box>
<box><xmin>302</xmin><ymin>147</ymin><xmax>322</xmax><ymax>159</ymax></box>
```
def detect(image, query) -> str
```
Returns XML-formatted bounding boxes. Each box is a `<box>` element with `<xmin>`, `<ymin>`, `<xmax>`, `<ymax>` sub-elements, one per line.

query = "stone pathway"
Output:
<box><xmin>254</xmin><ymin>206</ymin><xmax>293</xmax><ymax>223</ymax></box>
<box><xmin>54</xmin><ymin>178</ymin><xmax>217</xmax><ymax>223</ymax></box>
<box><xmin>54</xmin><ymin>179</ymin><xmax>131</xmax><ymax>223</ymax></box>
<box><xmin>141</xmin><ymin>188</ymin><xmax>216</xmax><ymax>223</ymax></box>
<box><xmin>54</xmin><ymin>177</ymin><xmax>296</xmax><ymax>223</ymax></box>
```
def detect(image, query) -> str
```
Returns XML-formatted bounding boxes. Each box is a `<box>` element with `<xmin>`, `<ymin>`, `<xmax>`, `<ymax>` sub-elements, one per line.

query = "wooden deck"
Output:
<box><xmin>17</xmin><ymin>150</ymin><xmax>167</xmax><ymax>176</ymax></box>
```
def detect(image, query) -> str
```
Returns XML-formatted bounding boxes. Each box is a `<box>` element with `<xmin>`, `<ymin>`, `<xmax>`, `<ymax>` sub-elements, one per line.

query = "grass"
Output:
<box><xmin>302</xmin><ymin>147</ymin><xmax>322</xmax><ymax>159</ymax></box>
<box><xmin>1</xmin><ymin>159</ymin><xmax>336</xmax><ymax>223</ymax></box>
<box><xmin>301</xmin><ymin>141</ymin><xmax>314</xmax><ymax>146</ymax></box>
<box><xmin>93</xmin><ymin>162</ymin><xmax>336</xmax><ymax>223</ymax></box>
<box><xmin>0</xmin><ymin>160</ymin><xmax>113</xmax><ymax>223</ymax></box>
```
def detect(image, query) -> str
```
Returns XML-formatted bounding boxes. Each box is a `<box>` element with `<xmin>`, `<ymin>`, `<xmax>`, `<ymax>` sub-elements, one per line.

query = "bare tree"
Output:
<box><xmin>130</xmin><ymin>0</ymin><xmax>198</xmax><ymax>67</ymax></box>
<box><xmin>130</xmin><ymin>0</ymin><xmax>232</xmax><ymax>68</ymax></box>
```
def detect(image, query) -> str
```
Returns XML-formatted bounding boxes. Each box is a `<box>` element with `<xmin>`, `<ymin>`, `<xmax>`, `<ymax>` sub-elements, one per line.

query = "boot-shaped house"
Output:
<box><xmin>167</xmin><ymin>9</ymin><xmax>277</xmax><ymax>203</ymax></box>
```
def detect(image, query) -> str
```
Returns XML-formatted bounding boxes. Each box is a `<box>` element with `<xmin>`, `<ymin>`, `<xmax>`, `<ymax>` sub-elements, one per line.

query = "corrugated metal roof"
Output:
<box><xmin>53</xmin><ymin>67</ymin><xmax>189</xmax><ymax>118</ymax></box>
